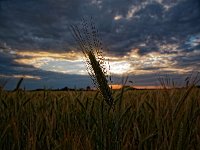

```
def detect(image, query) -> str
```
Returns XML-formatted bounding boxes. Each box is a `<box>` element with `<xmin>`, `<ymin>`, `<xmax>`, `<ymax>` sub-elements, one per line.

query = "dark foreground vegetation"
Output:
<box><xmin>0</xmin><ymin>86</ymin><xmax>200</xmax><ymax>150</ymax></box>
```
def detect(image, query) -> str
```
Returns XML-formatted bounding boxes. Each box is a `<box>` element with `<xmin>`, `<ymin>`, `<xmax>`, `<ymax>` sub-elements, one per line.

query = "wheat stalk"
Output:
<box><xmin>70</xmin><ymin>17</ymin><xmax>114</xmax><ymax>107</ymax></box>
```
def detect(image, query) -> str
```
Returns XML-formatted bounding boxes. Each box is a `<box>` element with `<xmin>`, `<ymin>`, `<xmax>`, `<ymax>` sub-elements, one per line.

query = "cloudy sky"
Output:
<box><xmin>0</xmin><ymin>0</ymin><xmax>200</xmax><ymax>90</ymax></box>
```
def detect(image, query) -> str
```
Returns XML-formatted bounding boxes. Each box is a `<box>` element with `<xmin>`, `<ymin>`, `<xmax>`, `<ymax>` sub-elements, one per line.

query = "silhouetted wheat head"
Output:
<box><xmin>70</xmin><ymin>17</ymin><xmax>114</xmax><ymax>107</ymax></box>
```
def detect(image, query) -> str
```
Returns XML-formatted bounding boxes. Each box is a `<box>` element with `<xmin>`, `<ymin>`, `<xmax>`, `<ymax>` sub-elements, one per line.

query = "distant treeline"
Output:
<box><xmin>32</xmin><ymin>86</ymin><xmax>93</xmax><ymax>91</ymax></box>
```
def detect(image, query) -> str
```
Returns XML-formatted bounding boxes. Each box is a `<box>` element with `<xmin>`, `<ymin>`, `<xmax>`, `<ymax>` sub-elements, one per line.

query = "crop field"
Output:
<box><xmin>0</xmin><ymin>87</ymin><xmax>200</xmax><ymax>150</ymax></box>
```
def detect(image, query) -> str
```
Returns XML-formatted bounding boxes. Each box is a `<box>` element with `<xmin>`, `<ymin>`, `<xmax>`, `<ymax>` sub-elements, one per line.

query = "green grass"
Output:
<box><xmin>0</xmin><ymin>88</ymin><xmax>200</xmax><ymax>150</ymax></box>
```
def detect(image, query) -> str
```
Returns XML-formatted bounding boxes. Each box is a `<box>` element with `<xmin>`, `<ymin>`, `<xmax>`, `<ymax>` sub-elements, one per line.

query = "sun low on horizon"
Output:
<box><xmin>0</xmin><ymin>0</ymin><xmax>200</xmax><ymax>90</ymax></box>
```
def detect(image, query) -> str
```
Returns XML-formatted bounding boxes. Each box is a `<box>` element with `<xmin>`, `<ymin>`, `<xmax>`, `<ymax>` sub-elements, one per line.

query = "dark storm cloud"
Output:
<box><xmin>172</xmin><ymin>53</ymin><xmax>200</xmax><ymax>70</ymax></box>
<box><xmin>0</xmin><ymin>0</ymin><xmax>84</xmax><ymax>50</ymax></box>
<box><xmin>107</xmin><ymin>0</ymin><xmax>200</xmax><ymax>55</ymax></box>
<box><xmin>0</xmin><ymin>0</ymin><xmax>200</xmax><ymax>53</ymax></box>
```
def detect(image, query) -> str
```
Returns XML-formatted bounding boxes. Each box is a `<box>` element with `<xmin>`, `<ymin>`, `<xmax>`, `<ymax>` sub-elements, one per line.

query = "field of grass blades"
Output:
<box><xmin>0</xmin><ymin>86</ymin><xmax>200</xmax><ymax>150</ymax></box>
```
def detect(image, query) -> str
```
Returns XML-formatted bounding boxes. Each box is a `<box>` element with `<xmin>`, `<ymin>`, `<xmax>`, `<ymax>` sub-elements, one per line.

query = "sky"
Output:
<box><xmin>0</xmin><ymin>0</ymin><xmax>200</xmax><ymax>90</ymax></box>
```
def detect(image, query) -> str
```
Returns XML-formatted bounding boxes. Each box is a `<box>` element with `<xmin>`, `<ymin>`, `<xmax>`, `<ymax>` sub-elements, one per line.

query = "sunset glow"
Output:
<box><xmin>11</xmin><ymin>47</ymin><xmax>196</xmax><ymax>77</ymax></box>
<box><xmin>110</xmin><ymin>84</ymin><xmax>163</xmax><ymax>90</ymax></box>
